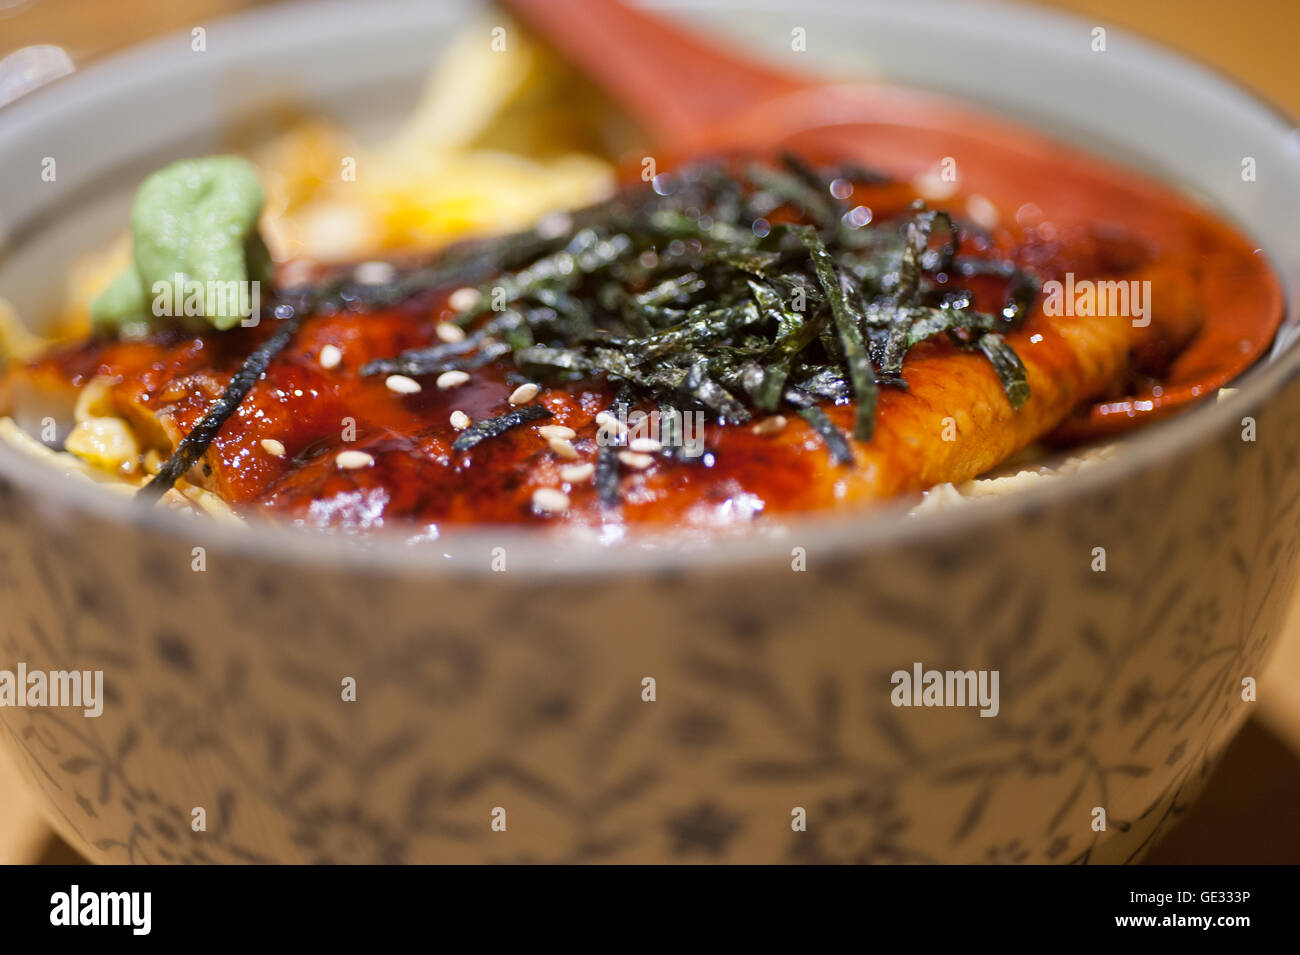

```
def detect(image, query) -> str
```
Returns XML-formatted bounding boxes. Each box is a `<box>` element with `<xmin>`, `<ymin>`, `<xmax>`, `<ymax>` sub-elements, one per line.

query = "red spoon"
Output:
<box><xmin>502</xmin><ymin>0</ymin><xmax>1283</xmax><ymax>440</ymax></box>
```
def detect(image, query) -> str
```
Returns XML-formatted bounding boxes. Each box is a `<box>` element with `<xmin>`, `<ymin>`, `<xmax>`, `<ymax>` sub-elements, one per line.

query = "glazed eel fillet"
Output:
<box><xmin>0</xmin><ymin>156</ymin><xmax>1276</xmax><ymax>530</ymax></box>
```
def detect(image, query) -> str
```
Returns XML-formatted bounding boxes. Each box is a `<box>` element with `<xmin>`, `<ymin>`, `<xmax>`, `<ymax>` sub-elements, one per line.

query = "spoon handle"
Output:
<box><xmin>500</xmin><ymin>0</ymin><xmax>808</xmax><ymax>151</ymax></box>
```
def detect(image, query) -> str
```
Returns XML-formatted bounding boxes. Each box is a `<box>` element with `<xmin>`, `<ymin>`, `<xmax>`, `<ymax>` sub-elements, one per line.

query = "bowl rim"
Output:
<box><xmin>0</xmin><ymin>0</ymin><xmax>1297</xmax><ymax>578</ymax></box>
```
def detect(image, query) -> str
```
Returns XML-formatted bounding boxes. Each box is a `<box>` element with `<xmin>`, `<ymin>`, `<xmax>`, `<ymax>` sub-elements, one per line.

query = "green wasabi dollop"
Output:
<box><xmin>91</xmin><ymin>156</ymin><xmax>272</xmax><ymax>331</ymax></box>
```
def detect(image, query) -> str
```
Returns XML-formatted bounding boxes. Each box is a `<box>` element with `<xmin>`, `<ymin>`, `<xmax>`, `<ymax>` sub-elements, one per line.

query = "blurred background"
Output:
<box><xmin>0</xmin><ymin>0</ymin><xmax>1297</xmax><ymax>864</ymax></box>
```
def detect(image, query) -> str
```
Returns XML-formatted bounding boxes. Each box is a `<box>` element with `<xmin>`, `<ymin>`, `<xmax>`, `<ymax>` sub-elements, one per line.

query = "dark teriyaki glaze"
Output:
<box><xmin>8</xmin><ymin>152</ymin><xmax>1281</xmax><ymax>530</ymax></box>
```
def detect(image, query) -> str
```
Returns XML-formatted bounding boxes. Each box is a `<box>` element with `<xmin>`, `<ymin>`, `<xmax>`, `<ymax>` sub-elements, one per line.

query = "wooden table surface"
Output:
<box><xmin>0</xmin><ymin>0</ymin><xmax>1297</xmax><ymax>864</ymax></box>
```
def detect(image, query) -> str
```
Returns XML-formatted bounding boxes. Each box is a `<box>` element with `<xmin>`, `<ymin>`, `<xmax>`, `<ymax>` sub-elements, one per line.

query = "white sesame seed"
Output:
<box><xmin>508</xmin><ymin>383</ymin><xmax>540</xmax><ymax>405</ymax></box>
<box><xmin>842</xmin><ymin>206</ymin><xmax>871</xmax><ymax>230</ymax></box>
<box><xmin>436</xmin><ymin>370</ymin><xmax>471</xmax><ymax>389</ymax></box>
<box><xmin>548</xmin><ymin>437</ymin><xmax>579</xmax><ymax>460</ymax></box>
<box><xmin>278</xmin><ymin>260</ymin><xmax>314</xmax><ymax>288</ymax></box>
<box><xmin>336</xmin><ymin>450</ymin><xmax>374</xmax><ymax>470</ymax></box>
<box><xmin>618</xmin><ymin>451</ymin><xmax>654</xmax><ymax>470</ymax></box>
<box><xmin>629</xmin><ymin>436</ymin><xmax>661</xmax><ymax>453</ymax></box>
<box><xmin>913</xmin><ymin>164</ymin><xmax>960</xmax><ymax>201</ymax></box>
<box><xmin>965</xmin><ymin>193</ymin><xmax>1000</xmax><ymax>231</ymax></box>
<box><xmin>595</xmin><ymin>412</ymin><xmax>626</xmax><ymax>437</ymax></box>
<box><xmin>260</xmin><ymin>438</ymin><xmax>286</xmax><ymax>457</ymax></box>
<box><xmin>448</xmin><ymin>287</ymin><xmax>481</xmax><ymax>312</ymax></box>
<box><xmin>319</xmin><ymin>344</ymin><xmax>342</xmax><ymax>369</ymax></box>
<box><xmin>386</xmin><ymin>374</ymin><xmax>422</xmax><ymax>395</ymax></box>
<box><xmin>532</xmin><ymin>487</ymin><xmax>570</xmax><ymax>514</ymax></box>
<box><xmin>560</xmin><ymin>462</ymin><xmax>595</xmax><ymax>483</ymax></box>
<box><xmin>435</xmin><ymin>322</ymin><xmax>466</xmax><ymax>343</ymax></box>
<box><xmin>536</xmin><ymin>211</ymin><xmax>573</xmax><ymax>239</ymax></box>
<box><xmin>751</xmin><ymin>415</ymin><xmax>788</xmax><ymax>436</ymax></box>
<box><xmin>353</xmin><ymin>260</ymin><xmax>397</xmax><ymax>285</ymax></box>
<box><xmin>537</xmin><ymin>424</ymin><xmax>576</xmax><ymax>440</ymax></box>
<box><xmin>450</xmin><ymin>410</ymin><xmax>471</xmax><ymax>430</ymax></box>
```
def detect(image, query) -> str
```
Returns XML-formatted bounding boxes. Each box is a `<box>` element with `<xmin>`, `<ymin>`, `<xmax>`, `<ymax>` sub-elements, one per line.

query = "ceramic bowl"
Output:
<box><xmin>0</xmin><ymin>0</ymin><xmax>1297</xmax><ymax>863</ymax></box>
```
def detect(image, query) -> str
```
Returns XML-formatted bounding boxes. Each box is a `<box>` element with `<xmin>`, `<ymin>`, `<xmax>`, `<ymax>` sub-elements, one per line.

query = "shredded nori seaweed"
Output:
<box><xmin>450</xmin><ymin>403</ymin><xmax>553</xmax><ymax>452</ymax></box>
<box><xmin>594</xmin><ymin>388</ymin><xmax>632</xmax><ymax>510</ymax></box>
<box><xmin>359</xmin><ymin>157</ymin><xmax>1035</xmax><ymax>472</ymax></box>
<box><xmin>794</xmin><ymin>405</ymin><xmax>854</xmax><ymax>466</ymax></box>
<box><xmin>138</xmin><ymin>300</ymin><xmax>306</xmax><ymax>501</ymax></box>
